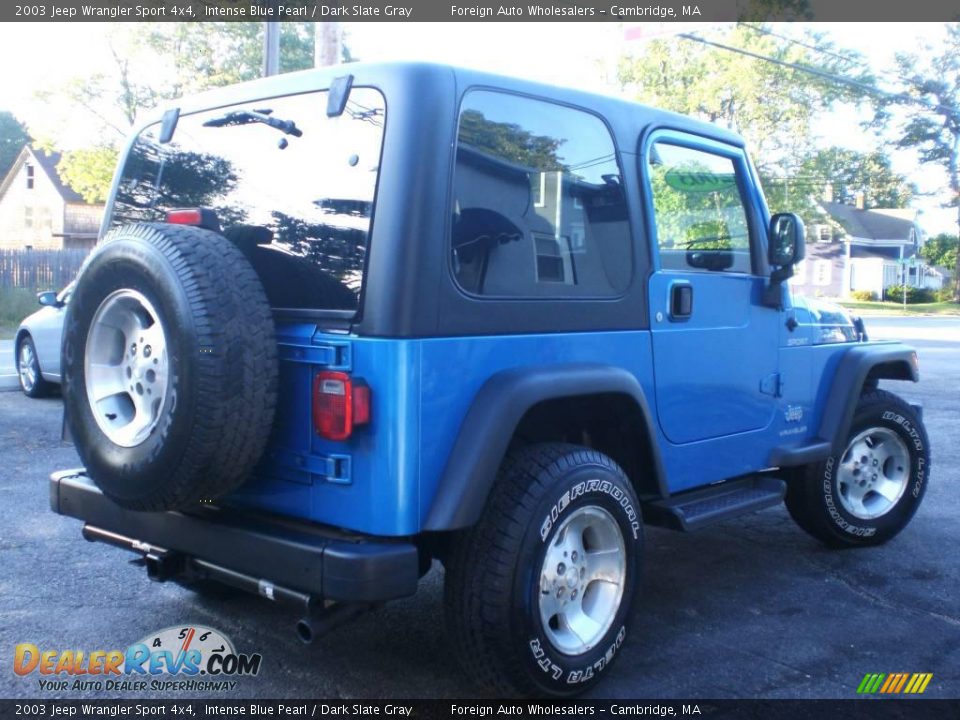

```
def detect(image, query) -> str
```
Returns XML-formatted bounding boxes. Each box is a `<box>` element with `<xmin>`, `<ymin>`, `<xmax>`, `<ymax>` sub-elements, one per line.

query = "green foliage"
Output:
<box><xmin>112</xmin><ymin>140</ymin><xmax>242</xmax><ymax>228</ymax></box>
<box><xmin>57</xmin><ymin>146</ymin><xmax>118</xmax><ymax>204</ymax></box>
<box><xmin>877</xmin><ymin>23</ymin><xmax>960</xmax><ymax>301</ymax></box>
<box><xmin>458</xmin><ymin>110</ymin><xmax>563</xmax><ymax>171</ymax></box>
<box><xmin>850</xmin><ymin>289</ymin><xmax>877</xmax><ymax>301</ymax></box>
<box><xmin>920</xmin><ymin>233</ymin><xmax>959</xmax><ymax>269</ymax></box>
<box><xmin>618</xmin><ymin>26</ymin><xmax>869</xmax><ymax>178</ymax></box>
<box><xmin>0</xmin><ymin>287</ymin><xmax>39</xmax><ymax>329</ymax></box>
<box><xmin>648</xmin><ymin>150</ymin><xmax>748</xmax><ymax>252</ymax></box>
<box><xmin>884</xmin><ymin>285</ymin><xmax>933</xmax><ymax>304</ymax></box>
<box><xmin>799</xmin><ymin>147</ymin><xmax>915</xmax><ymax>208</ymax></box>
<box><xmin>0</xmin><ymin>111</ymin><xmax>30</xmax><ymax>179</ymax></box>
<box><xmin>934</xmin><ymin>286</ymin><xmax>956</xmax><ymax>302</ymax></box>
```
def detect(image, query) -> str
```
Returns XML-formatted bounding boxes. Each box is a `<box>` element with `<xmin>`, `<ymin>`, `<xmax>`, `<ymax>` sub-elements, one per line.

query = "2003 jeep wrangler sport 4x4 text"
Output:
<box><xmin>51</xmin><ymin>63</ymin><xmax>930</xmax><ymax>697</ymax></box>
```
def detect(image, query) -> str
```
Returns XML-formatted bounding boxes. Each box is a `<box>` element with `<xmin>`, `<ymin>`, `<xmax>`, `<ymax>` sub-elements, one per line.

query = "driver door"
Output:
<box><xmin>645</xmin><ymin>134</ymin><xmax>780</xmax><ymax>452</ymax></box>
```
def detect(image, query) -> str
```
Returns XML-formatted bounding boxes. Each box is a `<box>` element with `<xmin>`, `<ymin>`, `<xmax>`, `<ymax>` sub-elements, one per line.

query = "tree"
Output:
<box><xmin>617</xmin><ymin>25</ymin><xmax>872</xmax><ymax>216</ymax></box>
<box><xmin>57</xmin><ymin>146</ymin><xmax>118</xmax><ymax>204</ymax></box>
<box><xmin>35</xmin><ymin>23</ymin><xmax>317</xmax><ymax>204</ymax></box>
<box><xmin>798</xmin><ymin>147</ymin><xmax>916</xmax><ymax>208</ymax></box>
<box><xmin>920</xmin><ymin>233</ymin><xmax>959</xmax><ymax>270</ymax></box>
<box><xmin>879</xmin><ymin>23</ymin><xmax>960</xmax><ymax>301</ymax></box>
<box><xmin>458</xmin><ymin>110</ymin><xmax>563</xmax><ymax>171</ymax></box>
<box><xmin>0</xmin><ymin>111</ymin><xmax>30</xmax><ymax>178</ymax></box>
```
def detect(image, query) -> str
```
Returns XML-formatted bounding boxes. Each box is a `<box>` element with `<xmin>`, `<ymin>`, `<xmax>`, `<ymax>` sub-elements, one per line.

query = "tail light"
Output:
<box><xmin>313</xmin><ymin>371</ymin><xmax>371</xmax><ymax>441</ymax></box>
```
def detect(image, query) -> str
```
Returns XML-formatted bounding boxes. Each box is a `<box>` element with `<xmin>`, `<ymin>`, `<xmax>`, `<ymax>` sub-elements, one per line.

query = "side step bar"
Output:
<box><xmin>643</xmin><ymin>476</ymin><xmax>786</xmax><ymax>532</ymax></box>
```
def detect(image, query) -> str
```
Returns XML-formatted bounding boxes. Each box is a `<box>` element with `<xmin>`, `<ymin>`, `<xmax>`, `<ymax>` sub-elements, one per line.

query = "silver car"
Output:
<box><xmin>14</xmin><ymin>284</ymin><xmax>71</xmax><ymax>397</ymax></box>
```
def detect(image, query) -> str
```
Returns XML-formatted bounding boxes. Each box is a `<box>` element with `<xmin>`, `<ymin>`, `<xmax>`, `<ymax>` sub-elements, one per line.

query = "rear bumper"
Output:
<box><xmin>50</xmin><ymin>470</ymin><xmax>420</xmax><ymax>604</ymax></box>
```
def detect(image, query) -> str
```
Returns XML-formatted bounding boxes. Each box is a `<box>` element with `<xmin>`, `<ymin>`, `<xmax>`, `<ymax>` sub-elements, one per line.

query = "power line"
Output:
<box><xmin>677</xmin><ymin>33</ymin><xmax>959</xmax><ymax>122</ymax></box>
<box><xmin>736</xmin><ymin>23</ymin><xmax>943</xmax><ymax>100</ymax></box>
<box><xmin>736</xmin><ymin>23</ymin><xmax>863</xmax><ymax>69</ymax></box>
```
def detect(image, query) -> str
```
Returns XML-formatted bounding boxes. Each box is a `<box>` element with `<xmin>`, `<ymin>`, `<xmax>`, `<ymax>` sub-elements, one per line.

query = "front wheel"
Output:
<box><xmin>16</xmin><ymin>335</ymin><xmax>50</xmax><ymax>398</ymax></box>
<box><xmin>786</xmin><ymin>389</ymin><xmax>929</xmax><ymax>547</ymax></box>
<box><xmin>444</xmin><ymin>443</ymin><xmax>643</xmax><ymax>697</ymax></box>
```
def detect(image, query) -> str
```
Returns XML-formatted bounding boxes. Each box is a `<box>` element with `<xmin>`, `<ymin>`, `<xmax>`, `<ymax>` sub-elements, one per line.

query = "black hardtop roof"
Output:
<box><xmin>147</xmin><ymin>61</ymin><xmax>745</xmax><ymax>150</ymax></box>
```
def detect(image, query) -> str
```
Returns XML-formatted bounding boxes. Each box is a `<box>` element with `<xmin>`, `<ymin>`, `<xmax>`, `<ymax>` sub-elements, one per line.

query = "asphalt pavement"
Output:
<box><xmin>0</xmin><ymin>339</ymin><xmax>16</xmax><ymax>391</ymax></box>
<box><xmin>0</xmin><ymin>317</ymin><xmax>957</xmax><ymax>700</ymax></box>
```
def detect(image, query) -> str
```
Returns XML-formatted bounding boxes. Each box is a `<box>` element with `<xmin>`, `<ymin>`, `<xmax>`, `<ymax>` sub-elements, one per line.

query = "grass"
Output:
<box><xmin>0</xmin><ymin>287</ymin><xmax>40</xmax><ymax>339</ymax></box>
<box><xmin>837</xmin><ymin>299</ymin><xmax>960</xmax><ymax>316</ymax></box>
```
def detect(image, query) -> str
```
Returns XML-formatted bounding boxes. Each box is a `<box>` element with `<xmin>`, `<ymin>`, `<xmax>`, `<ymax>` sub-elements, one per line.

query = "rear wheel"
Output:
<box><xmin>444</xmin><ymin>443</ymin><xmax>642</xmax><ymax>696</ymax></box>
<box><xmin>16</xmin><ymin>335</ymin><xmax>50</xmax><ymax>398</ymax></box>
<box><xmin>786</xmin><ymin>389</ymin><xmax>929</xmax><ymax>547</ymax></box>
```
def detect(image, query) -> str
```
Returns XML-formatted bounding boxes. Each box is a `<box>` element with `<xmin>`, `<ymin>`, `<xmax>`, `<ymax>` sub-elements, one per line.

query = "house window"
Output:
<box><xmin>533</xmin><ymin>233</ymin><xmax>571</xmax><ymax>283</ymax></box>
<box><xmin>24</xmin><ymin>207</ymin><xmax>34</xmax><ymax>228</ymax></box>
<box><xmin>532</xmin><ymin>172</ymin><xmax>546</xmax><ymax>208</ymax></box>
<box><xmin>791</xmin><ymin>259</ymin><xmax>807</xmax><ymax>285</ymax></box>
<box><xmin>25</xmin><ymin>164</ymin><xmax>34</xmax><ymax>190</ymax></box>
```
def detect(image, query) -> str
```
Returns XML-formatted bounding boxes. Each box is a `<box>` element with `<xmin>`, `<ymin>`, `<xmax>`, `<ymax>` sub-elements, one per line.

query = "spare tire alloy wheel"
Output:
<box><xmin>63</xmin><ymin>222</ymin><xmax>278</xmax><ymax>512</ymax></box>
<box><xmin>85</xmin><ymin>289</ymin><xmax>168</xmax><ymax>448</ymax></box>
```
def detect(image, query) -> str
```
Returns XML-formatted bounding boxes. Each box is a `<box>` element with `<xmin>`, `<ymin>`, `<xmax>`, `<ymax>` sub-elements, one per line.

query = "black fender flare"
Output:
<box><xmin>422</xmin><ymin>363</ymin><xmax>666</xmax><ymax>531</ymax></box>
<box><xmin>770</xmin><ymin>342</ymin><xmax>919</xmax><ymax>467</ymax></box>
<box><xmin>820</xmin><ymin>343</ymin><xmax>918</xmax><ymax>455</ymax></box>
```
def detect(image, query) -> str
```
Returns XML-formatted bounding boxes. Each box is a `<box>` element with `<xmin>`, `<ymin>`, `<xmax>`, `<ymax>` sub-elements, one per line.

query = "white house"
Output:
<box><xmin>0</xmin><ymin>146</ymin><xmax>103</xmax><ymax>251</ymax></box>
<box><xmin>790</xmin><ymin>199</ymin><xmax>945</xmax><ymax>300</ymax></box>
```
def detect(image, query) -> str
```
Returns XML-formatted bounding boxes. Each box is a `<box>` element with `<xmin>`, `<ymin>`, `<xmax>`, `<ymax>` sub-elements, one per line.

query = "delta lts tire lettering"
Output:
<box><xmin>786</xmin><ymin>389</ymin><xmax>929</xmax><ymax>547</ymax></box>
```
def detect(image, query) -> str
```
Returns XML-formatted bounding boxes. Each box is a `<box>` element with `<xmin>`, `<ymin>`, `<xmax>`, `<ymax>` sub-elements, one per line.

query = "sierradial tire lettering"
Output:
<box><xmin>540</xmin><ymin>478</ymin><xmax>640</xmax><ymax>542</ymax></box>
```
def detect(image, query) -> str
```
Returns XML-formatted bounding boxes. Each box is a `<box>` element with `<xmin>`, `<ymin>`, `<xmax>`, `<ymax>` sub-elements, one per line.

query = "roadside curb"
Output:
<box><xmin>0</xmin><ymin>373</ymin><xmax>20</xmax><ymax>391</ymax></box>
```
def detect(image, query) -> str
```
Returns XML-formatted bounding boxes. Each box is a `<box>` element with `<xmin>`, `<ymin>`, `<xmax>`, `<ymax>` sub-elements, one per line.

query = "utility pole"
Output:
<box><xmin>263</xmin><ymin>21</ymin><xmax>280</xmax><ymax>77</ymax></box>
<box><xmin>315</xmin><ymin>22</ymin><xmax>342</xmax><ymax>67</ymax></box>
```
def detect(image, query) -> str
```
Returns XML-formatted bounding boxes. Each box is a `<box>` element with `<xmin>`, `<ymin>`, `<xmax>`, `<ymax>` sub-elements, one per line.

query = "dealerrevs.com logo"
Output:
<box><xmin>14</xmin><ymin>625</ymin><xmax>262</xmax><ymax>692</ymax></box>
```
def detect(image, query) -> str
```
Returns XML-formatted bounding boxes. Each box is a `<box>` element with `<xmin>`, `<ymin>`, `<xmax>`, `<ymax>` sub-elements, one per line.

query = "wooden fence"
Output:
<box><xmin>0</xmin><ymin>249</ymin><xmax>89</xmax><ymax>290</ymax></box>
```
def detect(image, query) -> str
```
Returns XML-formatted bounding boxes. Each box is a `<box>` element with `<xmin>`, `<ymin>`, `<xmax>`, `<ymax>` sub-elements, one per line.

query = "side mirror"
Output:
<box><xmin>768</xmin><ymin>213</ymin><xmax>806</xmax><ymax>267</ymax></box>
<box><xmin>37</xmin><ymin>291</ymin><xmax>60</xmax><ymax>308</ymax></box>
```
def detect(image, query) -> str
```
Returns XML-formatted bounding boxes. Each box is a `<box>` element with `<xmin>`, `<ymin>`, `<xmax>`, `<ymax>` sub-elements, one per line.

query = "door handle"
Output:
<box><xmin>669</xmin><ymin>281</ymin><xmax>693</xmax><ymax>321</ymax></box>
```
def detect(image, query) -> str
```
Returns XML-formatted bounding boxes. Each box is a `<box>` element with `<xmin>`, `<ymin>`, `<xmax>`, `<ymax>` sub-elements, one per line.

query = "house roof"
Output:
<box><xmin>821</xmin><ymin>201</ymin><xmax>917</xmax><ymax>242</ymax></box>
<box><xmin>0</xmin><ymin>145</ymin><xmax>86</xmax><ymax>204</ymax></box>
<box><xmin>850</xmin><ymin>244</ymin><xmax>917</xmax><ymax>260</ymax></box>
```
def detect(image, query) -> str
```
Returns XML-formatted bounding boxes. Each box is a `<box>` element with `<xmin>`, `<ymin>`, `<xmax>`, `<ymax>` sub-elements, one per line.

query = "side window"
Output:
<box><xmin>648</xmin><ymin>141</ymin><xmax>753</xmax><ymax>274</ymax></box>
<box><xmin>451</xmin><ymin>90</ymin><xmax>632</xmax><ymax>298</ymax></box>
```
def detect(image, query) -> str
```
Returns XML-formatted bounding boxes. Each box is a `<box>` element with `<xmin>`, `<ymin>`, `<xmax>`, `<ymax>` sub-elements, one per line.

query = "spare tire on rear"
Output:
<box><xmin>62</xmin><ymin>223</ymin><xmax>278</xmax><ymax>511</ymax></box>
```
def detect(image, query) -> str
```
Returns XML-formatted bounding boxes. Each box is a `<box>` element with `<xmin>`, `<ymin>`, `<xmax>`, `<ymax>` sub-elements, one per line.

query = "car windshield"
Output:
<box><xmin>111</xmin><ymin>88</ymin><xmax>387</xmax><ymax>314</ymax></box>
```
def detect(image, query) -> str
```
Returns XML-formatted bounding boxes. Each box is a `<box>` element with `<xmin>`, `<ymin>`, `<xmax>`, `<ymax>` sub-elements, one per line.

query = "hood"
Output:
<box><xmin>791</xmin><ymin>296</ymin><xmax>862</xmax><ymax>345</ymax></box>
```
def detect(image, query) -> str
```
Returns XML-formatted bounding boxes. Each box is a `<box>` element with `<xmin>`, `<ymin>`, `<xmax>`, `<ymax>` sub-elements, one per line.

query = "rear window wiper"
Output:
<box><xmin>202</xmin><ymin>108</ymin><xmax>303</xmax><ymax>137</ymax></box>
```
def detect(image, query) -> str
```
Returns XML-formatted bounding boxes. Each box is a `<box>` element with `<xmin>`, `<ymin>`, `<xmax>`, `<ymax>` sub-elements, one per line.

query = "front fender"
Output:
<box><xmin>770</xmin><ymin>342</ymin><xmax>920</xmax><ymax>468</ymax></box>
<box><xmin>422</xmin><ymin>363</ymin><xmax>664</xmax><ymax>531</ymax></box>
<box><xmin>820</xmin><ymin>342</ymin><xmax>919</xmax><ymax>455</ymax></box>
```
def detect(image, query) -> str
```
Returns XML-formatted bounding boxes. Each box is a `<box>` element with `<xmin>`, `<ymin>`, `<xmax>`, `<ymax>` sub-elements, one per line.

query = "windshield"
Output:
<box><xmin>111</xmin><ymin>88</ymin><xmax>387</xmax><ymax>314</ymax></box>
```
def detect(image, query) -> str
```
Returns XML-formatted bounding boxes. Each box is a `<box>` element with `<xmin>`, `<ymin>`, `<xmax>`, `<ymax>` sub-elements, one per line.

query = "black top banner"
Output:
<box><xmin>4</xmin><ymin>0</ymin><xmax>960</xmax><ymax>22</ymax></box>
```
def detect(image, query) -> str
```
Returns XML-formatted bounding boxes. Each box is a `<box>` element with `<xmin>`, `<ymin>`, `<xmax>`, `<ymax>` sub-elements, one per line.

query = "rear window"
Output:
<box><xmin>111</xmin><ymin>88</ymin><xmax>386</xmax><ymax>313</ymax></box>
<box><xmin>450</xmin><ymin>90</ymin><xmax>632</xmax><ymax>298</ymax></box>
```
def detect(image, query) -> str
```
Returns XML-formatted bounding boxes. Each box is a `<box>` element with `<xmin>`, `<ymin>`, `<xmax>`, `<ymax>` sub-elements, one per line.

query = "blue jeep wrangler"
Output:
<box><xmin>52</xmin><ymin>63</ymin><xmax>930</xmax><ymax>697</ymax></box>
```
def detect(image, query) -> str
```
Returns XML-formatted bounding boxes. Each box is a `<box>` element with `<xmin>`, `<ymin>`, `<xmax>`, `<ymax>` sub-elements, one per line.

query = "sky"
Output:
<box><xmin>0</xmin><ymin>21</ymin><xmax>955</xmax><ymax>234</ymax></box>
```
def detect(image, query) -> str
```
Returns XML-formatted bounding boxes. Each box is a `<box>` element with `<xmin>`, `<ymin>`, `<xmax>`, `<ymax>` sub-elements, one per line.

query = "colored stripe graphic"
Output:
<box><xmin>857</xmin><ymin>672</ymin><xmax>932</xmax><ymax>694</ymax></box>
